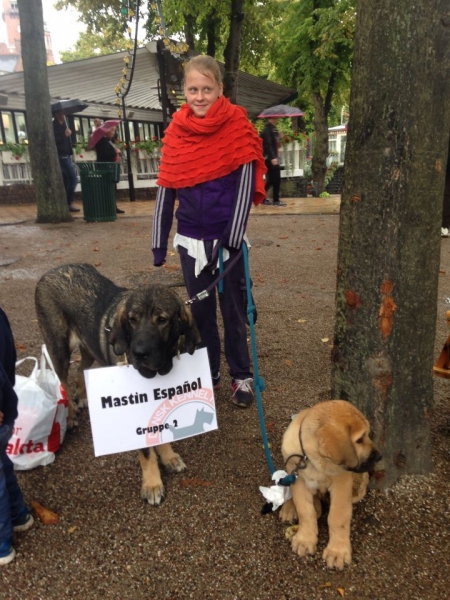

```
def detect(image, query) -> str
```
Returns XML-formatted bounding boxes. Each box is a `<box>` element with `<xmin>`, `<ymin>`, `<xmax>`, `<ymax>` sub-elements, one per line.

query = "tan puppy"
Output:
<box><xmin>279</xmin><ymin>400</ymin><xmax>382</xmax><ymax>569</ymax></box>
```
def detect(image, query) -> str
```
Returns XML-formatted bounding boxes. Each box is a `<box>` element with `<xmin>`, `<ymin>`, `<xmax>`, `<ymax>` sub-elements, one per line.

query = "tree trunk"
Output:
<box><xmin>18</xmin><ymin>0</ymin><xmax>71</xmax><ymax>223</ymax></box>
<box><xmin>332</xmin><ymin>0</ymin><xmax>450</xmax><ymax>488</ymax></box>
<box><xmin>223</xmin><ymin>0</ymin><xmax>245</xmax><ymax>102</ymax></box>
<box><xmin>311</xmin><ymin>91</ymin><xmax>329</xmax><ymax>193</ymax></box>
<box><xmin>184</xmin><ymin>13</ymin><xmax>196</xmax><ymax>52</ymax></box>
<box><xmin>204</xmin><ymin>10</ymin><xmax>220</xmax><ymax>58</ymax></box>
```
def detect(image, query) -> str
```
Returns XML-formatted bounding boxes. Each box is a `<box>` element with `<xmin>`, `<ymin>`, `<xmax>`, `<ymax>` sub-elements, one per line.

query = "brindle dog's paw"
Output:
<box><xmin>141</xmin><ymin>483</ymin><xmax>166</xmax><ymax>506</ymax></box>
<box><xmin>75</xmin><ymin>395</ymin><xmax>88</xmax><ymax>409</ymax></box>
<box><xmin>323</xmin><ymin>543</ymin><xmax>352</xmax><ymax>570</ymax></box>
<box><xmin>67</xmin><ymin>415</ymin><xmax>79</xmax><ymax>430</ymax></box>
<box><xmin>292</xmin><ymin>532</ymin><xmax>317</xmax><ymax>557</ymax></box>
<box><xmin>162</xmin><ymin>454</ymin><xmax>187</xmax><ymax>473</ymax></box>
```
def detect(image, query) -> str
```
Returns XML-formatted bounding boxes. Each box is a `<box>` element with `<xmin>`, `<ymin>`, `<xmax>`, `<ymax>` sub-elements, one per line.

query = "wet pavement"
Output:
<box><xmin>0</xmin><ymin>195</ymin><xmax>340</xmax><ymax>225</ymax></box>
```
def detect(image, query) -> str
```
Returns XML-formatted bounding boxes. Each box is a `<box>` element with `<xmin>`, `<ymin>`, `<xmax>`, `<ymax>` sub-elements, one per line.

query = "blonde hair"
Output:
<box><xmin>184</xmin><ymin>55</ymin><xmax>222</xmax><ymax>86</ymax></box>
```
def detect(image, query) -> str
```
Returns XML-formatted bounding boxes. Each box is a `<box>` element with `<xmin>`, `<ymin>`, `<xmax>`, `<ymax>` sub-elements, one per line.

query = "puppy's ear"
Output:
<box><xmin>177</xmin><ymin>302</ymin><xmax>201</xmax><ymax>355</ymax></box>
<box><xmin>109</xmin><ymin>306</ymin><xmax>131</xmax><ymax>356</ymax></box>
<box><xmin>316</xmin><ymin>423</ymin><xmax>359</xmax><ymax>469</ymax></box>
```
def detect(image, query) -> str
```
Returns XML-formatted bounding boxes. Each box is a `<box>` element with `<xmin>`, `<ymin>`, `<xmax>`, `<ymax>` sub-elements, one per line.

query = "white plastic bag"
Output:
<box><xmin>6</xmin><ymin>344</ymin><xmax>68</xmax><ymax>470</ymax></box>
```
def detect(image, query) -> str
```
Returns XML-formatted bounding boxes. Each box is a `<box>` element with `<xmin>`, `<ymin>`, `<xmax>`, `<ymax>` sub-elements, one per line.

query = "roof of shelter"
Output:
<box><xmin>0</xmin><ymin>43</ymin><xmax>297</xmax><ymax>122</ymax></box>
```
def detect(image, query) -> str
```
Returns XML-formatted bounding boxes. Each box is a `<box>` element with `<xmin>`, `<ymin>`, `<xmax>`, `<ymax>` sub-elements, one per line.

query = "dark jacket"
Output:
<box><xmin>0</xmin><ymin>308</ymin><xmax>18</xmax><ymax>426</ymax></box>
<box><xmin>152</xmin><ymin>162</ymin><xmax>255</xmax><ymax>266</ymax></box>
<box><xmin>53</xmin><ymin>118</ymin><xmax>73</xmax><ymax>157</ymax></box>
<box><xmin>260</xmin><ymin>122</ymin><xmax>280</xmax><ymax>161</ymax></box>
<box><xmin>95</xmin><ymin>137</ymin><xmax>117</xmax><ymax>162</ymax></box>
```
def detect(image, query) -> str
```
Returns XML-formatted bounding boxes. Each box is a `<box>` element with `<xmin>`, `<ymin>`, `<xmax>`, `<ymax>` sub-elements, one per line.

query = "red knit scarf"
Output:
<box><xmin>156</xmin><ymin>95</ymin><xmax>267</xmax><ymax>205</ymax></box>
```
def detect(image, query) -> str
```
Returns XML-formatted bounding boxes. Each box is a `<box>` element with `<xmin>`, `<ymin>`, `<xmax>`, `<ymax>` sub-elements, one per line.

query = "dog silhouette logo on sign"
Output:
<box><xmin>168</xmin><ymin>408</ymin><xmax>214</xmax><ymax>441</ymax></box>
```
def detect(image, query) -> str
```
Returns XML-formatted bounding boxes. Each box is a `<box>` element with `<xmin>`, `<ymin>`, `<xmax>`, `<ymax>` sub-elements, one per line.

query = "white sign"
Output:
<box><xmin>84</xmin><ymin>348</ymin><xmax>218</xmax><ymax>457</ymax></box>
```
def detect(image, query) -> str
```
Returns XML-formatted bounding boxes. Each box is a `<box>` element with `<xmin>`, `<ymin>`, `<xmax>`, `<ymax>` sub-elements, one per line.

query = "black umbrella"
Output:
<box><xmin>51</xmin><ymin>99</ymin><xmax>88</xmax><ymax>115</ymax></box>
<box><xmin>257</xmin><ymin>104</ymin><xmax>305</xmax><ymax>118</ymax></box>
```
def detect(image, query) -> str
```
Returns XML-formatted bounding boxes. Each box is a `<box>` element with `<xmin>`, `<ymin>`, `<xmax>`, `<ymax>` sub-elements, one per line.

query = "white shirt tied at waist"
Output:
<box><xmin>174</xmin><ymin>233</ymin><xmax>251</xmax><ymax>278</ymax></box>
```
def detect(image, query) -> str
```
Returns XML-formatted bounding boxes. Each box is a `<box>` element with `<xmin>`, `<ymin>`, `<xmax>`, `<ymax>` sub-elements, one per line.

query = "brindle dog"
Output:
<box><xmin>35</xmin><ymin>263</ymin><xmax>200</xmax><ymax>505</ymax></box>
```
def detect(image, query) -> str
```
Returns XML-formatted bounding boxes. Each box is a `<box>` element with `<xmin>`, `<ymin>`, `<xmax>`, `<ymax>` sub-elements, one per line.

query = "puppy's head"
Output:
<box><xmin>109</xmin><ymin>285</ymin><xmax>200</xmax><ymax>378</ymax></box>
<box><xmin>304</xmin><ymin>400</ymin><xmax>382</xmax><ymax>473</ymax></box>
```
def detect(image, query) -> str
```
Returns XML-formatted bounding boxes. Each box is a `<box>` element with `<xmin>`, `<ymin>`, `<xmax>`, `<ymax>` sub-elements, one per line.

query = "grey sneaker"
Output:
<box><xmin>231</xmin><ymin>378</ymin><xmax>254</xmax><ymax>408</ymax></box>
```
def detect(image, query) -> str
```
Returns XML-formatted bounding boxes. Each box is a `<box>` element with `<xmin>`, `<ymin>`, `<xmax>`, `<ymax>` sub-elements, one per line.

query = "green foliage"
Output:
<box><xmin>269</xmin><ymin>0</ymin><xmax>355</xmax><ymax>190</ymax></box>
<box><xmin>60</xmin><ymin>31</ymin><xmax>131</xmax><ymax>62</ymax></box>
<box><xmin>324</xmin><ymin>163</ymin><xmax>338</xmax><ymax>184</ymax></box>
<box><xmin>132</xmin><ymin>137</ymin><xmax>162</xmax><ymax>153</ymax></box>
<box><xmin>319</xmin><ymin>191</ymin><xmax>330</xmax><ymax>197</ymax></box>
<box><xmin>273</xmin><ymin>0</ymin><xmax>355</xmax><ymax>108</ymax></box>
<box><xmin>74</xmin><ymin>136</ymin><xmax>89</xmax><ymax>154</ymax></box>
<box><xmin>0</xmin><ymin>141</ymin><xmax>29</xmax><ymax>157</ymax></box>
<box><xmin>56</xmin><ymin>0</ymin><xmax>280</xmax><ymax>78</ymax></box>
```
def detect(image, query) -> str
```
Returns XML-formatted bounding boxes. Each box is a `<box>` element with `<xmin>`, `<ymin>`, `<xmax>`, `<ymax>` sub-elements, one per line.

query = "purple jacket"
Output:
<box><xmin>152</xmin><ymin>162</ymin><xmax>255</xmax><ymax>266</ymax></box>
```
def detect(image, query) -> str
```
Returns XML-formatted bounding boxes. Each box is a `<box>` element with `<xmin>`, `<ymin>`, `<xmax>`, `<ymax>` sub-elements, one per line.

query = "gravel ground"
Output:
<box><xmin>0</xmin><ymin>209</ymin><xmax>449</xmax><ymax>600</ymax></box>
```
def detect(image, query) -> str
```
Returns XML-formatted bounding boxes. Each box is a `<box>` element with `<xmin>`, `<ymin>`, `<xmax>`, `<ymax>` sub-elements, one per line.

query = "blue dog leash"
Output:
<box><xmin>185</xmin><ymin>242</ymin><xmax>295</xmax><ymax>492</ymax></box>
<box><xmin>240</xmin><ymin>242</ymin><xmax>276</xmax><ymax>475</ymax></box>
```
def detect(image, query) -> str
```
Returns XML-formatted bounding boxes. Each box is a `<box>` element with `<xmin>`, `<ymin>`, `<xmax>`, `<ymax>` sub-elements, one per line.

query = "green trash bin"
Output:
<box><xmin>78</xmin><ymin>162</ymin><xmax>120</xmax><ymax>222</ymax></box>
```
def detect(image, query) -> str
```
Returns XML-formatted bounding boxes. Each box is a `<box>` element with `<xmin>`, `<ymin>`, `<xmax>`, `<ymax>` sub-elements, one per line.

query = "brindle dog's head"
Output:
<box><xmin>109</xmin><ymin>284</ymin><xmax>200</xmax><ymax>378</ymax></box>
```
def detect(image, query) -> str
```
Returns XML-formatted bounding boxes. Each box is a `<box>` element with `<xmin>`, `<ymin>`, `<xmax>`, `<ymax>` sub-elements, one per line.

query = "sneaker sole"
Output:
<box><xmin>231</xmin><ymin>397</ymin><xmax>253</xmax><ymax>408</ymax></box>
<box><xmin>0</xmin><ymin>547</ymin><xmax>16</xmax><ymax>565</ymax></box>
<box><xmin>13</xmin><ymin>514</ymin><xmax>34</xmax><ymax>532</ymax></box>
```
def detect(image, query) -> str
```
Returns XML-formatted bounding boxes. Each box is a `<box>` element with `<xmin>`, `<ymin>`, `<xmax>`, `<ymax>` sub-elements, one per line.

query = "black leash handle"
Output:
<box><xmin>185</xmin><ymin>247</ymin><xmax>243</xmax><ymax>305</ymax></box>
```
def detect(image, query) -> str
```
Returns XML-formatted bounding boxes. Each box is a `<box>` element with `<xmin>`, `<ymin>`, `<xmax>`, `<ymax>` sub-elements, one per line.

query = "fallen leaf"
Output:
<box><xmin>93</xmin><ymin>248</ymin><xmax>100</xmax><ymax>252</ymax></box>
<box><xmin>297</xmin><ymin>319</ymin><xmax>307</xmax><ymax>323</ymax></box>
<box><xmin>181</xmin><ymin>478</ymin><xmax>214</xmax><ymax>488</ymax></box>
<box><xmin>284</xmin><ymin>524</ymin><xmax>298</xmax><ymax>541</ymax></box>
<box><xmin>68</xmin><ymin>526</ymin><xmax>78</xmax><ymax>534</ymax></box>
<box><xmin>94</xmin><ymin>262</ymin><xmax>102</xmax><ymax>267</ymax></box>
<box><xmin>115</xmin><ymin>245</ymin><xmax>122</xmax><ymax>250</ymax></box>
<box><xmin>439</xmin><ymin>270</ymin><xmax>446</xmax><ymax>274</ymax></box>
<box><xmin>284</xmin><ymin>359</ymin><xmax>293</xmax><ymax>366</ymax></box>
<box><xmin>337</xmin><ymin>588</ymin><xmax>345</xmax><ymax>598</ymax></box>
<box><xmin>321</xmin><ymin>337</ymin><xmax>329</xmax><ymax>343</ymax></box>
<box><xmin>16</xmin><ymin>343</ymin><xmax>27</xmax><ymax>351</ymax></box>
<box><xmin>316</xmin><ymin>247</ymin><xmax>322</xmax><ymax>250</ymax></box>
<box><xmin>266</xmin><ymin>422</ymin><xmax>276</xmax><ymax>432</ymax></box>
<box><xmin>279</xmin><ymin>235</ymin><xmax>289</xmax><ymax>239</ymax></box>
<box><xmin>31</xmin><ymin>501</ymin><xmax>60</xmax><ymax>525</ymax></box>
<box><xmin>163</xmin><ymin>264</ymin><xmax>179</xmax><ymax>272</ymax></box>
<box><xmin>318</xmin><ymin>582</ymin><xmax>332</xmax><ymax>589</ymax></box>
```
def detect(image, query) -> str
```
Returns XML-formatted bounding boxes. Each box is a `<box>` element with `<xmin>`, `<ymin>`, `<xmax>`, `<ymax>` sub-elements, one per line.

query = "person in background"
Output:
<box><xmin>152</xmin><ymin>55</ymin><xmax>266</xmax><ymax>408</ymax></box>
<box><xmin>88</xmin><ymin>118</ymin><xmax>103</xmax><ymax>136</ymax></box>
<box><xmin>52</xmin><ymin>110</ymin><xmax>80</xmax><ymax>213</ymax></box>
<box><xmin>94</xmin><ymin>127</ymin><xmax>125</xmax><ymax>214</ymax></box>
<box><xmin>0</xmin><ymin>308</ymin><xmax>34</xmax><ymax>566</ymax></box>
<box><xmin>260</xmin><ymin>117</ymin><xmax>286</xmax><ymax>207</ymax></box>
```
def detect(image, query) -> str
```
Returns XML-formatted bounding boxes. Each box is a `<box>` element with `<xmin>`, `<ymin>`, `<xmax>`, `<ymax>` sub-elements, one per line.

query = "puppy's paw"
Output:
<box><xmin>323</xmin><ymin>543</ymin><xmax>352</xmax><ymax>570</ymax></box>
<box><xmin>162</xmin><ymin>454</ymin><xmax>187</xmax><ymax>473</ymax></box>
<box><xmin>279</xmin><ymin>498</ymin><xmax>298</xmax><ymax>523</ymax></box>
<box><xmin>292</xmin><ymin>532</ymin><xmax>317</xmax><ymax>557</ymax></box>
<box><xmin>141</xmin><ymin>483</ymin><xmax>166</xmax><ymax>506</ymax></box>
